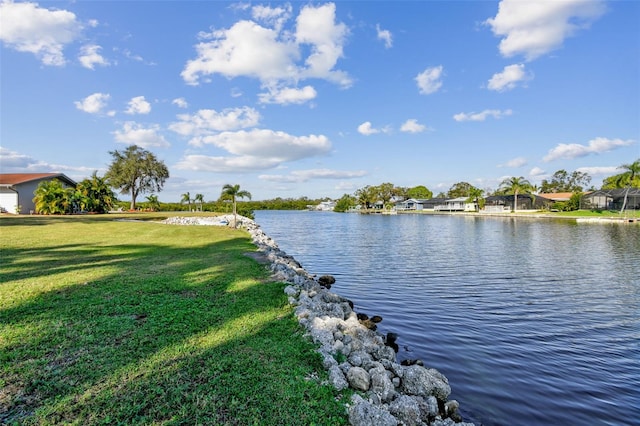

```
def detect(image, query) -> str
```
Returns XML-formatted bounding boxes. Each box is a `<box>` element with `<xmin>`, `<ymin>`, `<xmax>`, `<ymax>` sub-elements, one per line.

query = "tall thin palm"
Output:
<box><xmin>181</xmin><ymin>192</ymin><xmax>192</xmax><ymax>212</ymax></box>
<box><xmin>221</xmin><ymin>184</ymin><xmax>252</xmax><ymax>228</ymax></box>
<box><xmin>194</xmin><ymin>193</ymin><xmax>205</xmax><ymax>212</ymax></box>
<box><xmin>617</xmin><ymin>159</ymin><xmax>640</xmax><ymax>212</ymax></box>
<box><xmin>499</xmin><ymin>176</ymin><xmax>532</xmax><ymax>212</ymax></box>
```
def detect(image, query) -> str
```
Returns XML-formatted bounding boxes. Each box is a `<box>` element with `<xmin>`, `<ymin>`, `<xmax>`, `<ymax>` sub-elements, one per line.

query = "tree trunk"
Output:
<box><xmin>513</xmin><ymin>190</ymin><xmax>518</xmax><ymax>212</ymax></box>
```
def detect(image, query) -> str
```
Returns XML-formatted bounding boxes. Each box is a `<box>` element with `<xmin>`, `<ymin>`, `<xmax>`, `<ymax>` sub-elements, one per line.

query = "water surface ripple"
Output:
<box><xmin>255</xmin><ymin>211</ymin><xmax>640</xmax><ymax>426</ymax></box>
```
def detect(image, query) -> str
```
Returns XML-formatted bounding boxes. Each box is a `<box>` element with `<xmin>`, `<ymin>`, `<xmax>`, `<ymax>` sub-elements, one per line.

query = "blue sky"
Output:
<box><xmin>1</xmin><ymin>0</ymin><xmax>638</xmax><ymax>202</ymax></box>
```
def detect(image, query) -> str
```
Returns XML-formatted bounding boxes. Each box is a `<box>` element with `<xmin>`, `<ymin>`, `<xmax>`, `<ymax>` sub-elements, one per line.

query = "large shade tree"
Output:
<box><xmin>105</xmin><ymin>145</ymin><xmax>169</xmax><ymax>210</ymax></box>
<box><xmin>221</xmin><ymin>184</ymin><xmax>251</xmax><ymax>228</ymax></box>
<box><xmin>499</xmin><ymin>176</ymin><xmax>533</xmax><ymax>212</ymax></box>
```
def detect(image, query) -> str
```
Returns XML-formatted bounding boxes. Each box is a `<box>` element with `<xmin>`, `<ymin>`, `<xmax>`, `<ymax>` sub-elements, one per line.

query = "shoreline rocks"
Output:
<box><xmin>162</xmin><ymin>215</ymin><xmax>475</xmax><ymax>426</ymax></box>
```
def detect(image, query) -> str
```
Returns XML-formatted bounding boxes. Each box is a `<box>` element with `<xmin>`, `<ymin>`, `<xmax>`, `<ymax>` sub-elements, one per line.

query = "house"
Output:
<box><xmin>395</xmin><ymin>198</ymin><xmax>427</xmax><ymax>211</ymax></box>
<box><xmin>434</xmin><ymin>197</ymin><xmax>477</xmax><ymax>212</ymax></box>
<box><xmin>309</xmin><ymin>200</ymin><xmax>336</xmax><ymax>211</ymax></box>
<box><xmin>582</xmin><ymin>188</ymin><xmax>640</xmax><ymax>210</ymax></box>
<box><xmin>537</xmin><ymin>192</ymin><xmax>574</xmax><ymax>203</ymax></box>
<box><xmin>0</xmin><ymin>173</ymin><xmax>77</xmax><ymax>214</ymax></box>
<box><xmin>484</xmin><ymin>194</ymin><xmax>548</xmax><ymax>211</ymax></box>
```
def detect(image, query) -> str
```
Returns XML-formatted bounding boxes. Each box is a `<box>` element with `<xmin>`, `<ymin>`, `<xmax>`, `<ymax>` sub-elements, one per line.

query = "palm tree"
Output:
<box><xmin>616</xmin><ymin>159</ymin><xmax>640</xmax><ymax>212</ymax></box>
<box><xmin>221</xmin><ymin>184</ymin><xmax>252</xmax><ymax>228</ymax></box>
<box><xmin>181</xmin><ymin>192</ymin><xmax>192</xmax><ymax>212</ymax></box>
<box><xmin>466</xmin><ymin>187</ymin><xmax>484</xmax><ymax>212</ymax></box>
<box><xmin>194</xmin><ymin>193</ymin><xmax>205</xmax><ymax>212</ymax></box>
<box><xmin>499</xmin><ymin>176</ymin><xmax>533</xmax><ymax>212</ymax></box>
<box><xmin>145</xmin><ymin>194</ymin><xmax>160</xmax><ymax>211</ymax></box>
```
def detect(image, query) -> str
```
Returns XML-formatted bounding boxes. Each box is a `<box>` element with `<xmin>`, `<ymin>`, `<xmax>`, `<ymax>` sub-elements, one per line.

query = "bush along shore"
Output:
<box><xmin>162</xmin><ymin>216</ymin><xmax>475</xmax><ymax>426</ymax></box>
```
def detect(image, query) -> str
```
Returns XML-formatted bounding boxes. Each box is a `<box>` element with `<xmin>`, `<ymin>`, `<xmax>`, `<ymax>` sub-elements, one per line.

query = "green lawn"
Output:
<box><xmin>0</xmin><ymin>214</ymin><xmax>349</xmax><ymax>425</ymax></box>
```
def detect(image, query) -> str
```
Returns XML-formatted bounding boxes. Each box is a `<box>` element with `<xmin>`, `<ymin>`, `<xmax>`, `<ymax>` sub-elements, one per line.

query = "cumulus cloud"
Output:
<box><xmin>0</xmin><ymin>0</ymin><xmax>82</xmax><ymax>66</ymax></box>
<box><xmin>169</xmin><ymin>107</ymin><xmax>261</xmax><ymax>140</ymax></box>
<box><xmin>499</xmin><ymin>157</ymin><xmax>528</xmax><ymax>168</ymax></box>
<box><xmin>543</xmin><ymin>137</ymin><xmax>634</xmax><ymax>162</ymax></box>
<box><xmin>0</xmin><ymin>147</ymin><xmax>96</xmax><ymax>175</ymax></box>
<box><xmin>485</xmin><ymin>0</ymin><xmax>606</xmax><ymax>61</ymax></box>
<box><xmin>113</xmin><ymin>122</ymin><xmax>170</xmax><ymax>148</ymax></box>
<box><xmin>529</xmin><ymin>166</ymin><xmax>546</xmax><ymax>177</ymax></box>
<box><xmin>172</xmin><ymin>98</ymin><xmax>188</xmax><ymax>108</ymax></box>
<box><xmin>175</xmin><ymin>129</ymin><xmax>331</xmax><ymax>173</ymax></box>
<box><xmin>400</xmin><ymin>119</ymin><xmax>427</xmax><ymax>134</ymax></box>
<box><xmin>181</xmin><ymin>3</ymin><xmax>350</xmax><ymax>96</ymax></box>
<box><xmin>376</xmin><ymin>24</ymin><xmax>392</xmax><ymax>48</ymax></box>
<box><xmin>259</xmin><ymin>168</ymin><xmax>367</xmax><ymax>183</ymax></box>
<box><xmin>357</xmin><ymin>121</ymin><xmax>390</xmax><ymax>136</ymax></box>
<box><xmin>453</xmin><ymin>109</ymin><xmax>513</xmax><ymax>122</ymax></box>
<box><xmin>258</xmin><ymin>85</ymin><xmax>317</xmax><ymax>105</ymax></box>
<box><xmin>74</xmin><ymin>92</ymin><xmax>113</xmax><ymax>115</ymax></box>
<box><xmin>487</xmin><ymin>64</ymin><xmax>531</xmax><ymax>92</ymax></box>
<box><xmin>125</xmin><ymin>96</ymin><xmax>151</xmax><ymax>115</ymax></box>
<box><xmin>415</xmin><ymin>66</ymin><xmax>444</xmax><ymax>95</ymax></box>
<box><xmin>78</xmin><ymin>44</ymin><xmax>109</xmax><ymax>69</ymax></box>
<box><xmin>576</xmin><ymin>166</ymin><xmax>621</xmax><ymax>176</ymax></box>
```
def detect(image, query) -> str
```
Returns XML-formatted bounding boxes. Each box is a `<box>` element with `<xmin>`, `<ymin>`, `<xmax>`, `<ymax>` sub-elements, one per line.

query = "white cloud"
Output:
<box><xmin>0</xmin><ymin>1</ymin><xmax>82</xmax><ymax>66</ymax></box>
<box><xmin>499</xmin><ymin>157</ymin><xmax>528</xmax><ymax>168</ymax></box>
<box><xmin>125</xmin><ymin>96</ymin><xmax>151</xmax><ymax>115</ymax></box>
<box><xmin>169</xmin><ymin>107</ymin><xmax>261</xmax><ymax>139</ymax></box>
<box><xmin>400</xmin><ymin>119</ymin><xmax>427</xmax><ymax>134</ymax></box>
<box><xmin>376</xmin><ymin>24</ymin><xmax>392</xmax><ymax>49</ymax></box>
<box><xmin>74</xmin><ymin>92</ymin><xmax>112</xmax><ymax>115</ymax></box>
<box><xmin>258</xmin><ymin>85</ymin><xmax>317</xmax><ymax>105</ymax></box>
<box><xmin>529</xmin><ymin>166</ymin><xmax>546</xmax><ymax>177</ymax></box>
<box><xmin>252</xmin><ymin>4</ymin><xmax>292</xmax><ymax>32</ymax></box>
<box><xmin>415</xmin><ymin>66</ymin><xmax>444</xmax><ymax>95</ymax></box>
<box><xmin>543</xmin><ymin>137</ymin><xmax>634</xmax><ymax>162</ymax></box>
<box><xmin>172</xmin><ymin>98</ymin><xmax>188</xmax><ymax>108</ymax></box>
<box><xmin>0</xmin><ymin>147</ymin><xmax>97</xmax><ymax>175</ymax></box>
<box><xmin>259</xmin><ymin>168</ymin><xmax>367</xmax><ymax>183</ymax></box>
<box><xmin>175</xmin><ymin>154</ymin><xmax>281</xmax><ymax>173</ymax></box>
<box><xmin>113</xmin><ymin>122</ymin><xmax>170</xmax><ymax>148</ymax></box>
<box><xmin>182</xmin><ymin>3</ymin><xmax>351</xmax><ymax>91</ymax></box>
<box><xmin>487</xmin><ymin>64</ymin><xmax>531</xmax><ymax>92</ymax></box>
<box><xmin>575</xmin><ymin>166</ymin><xmax>621</xmax><ymax>176</ymax></box>
<box><xmin>485</xmin><ymin>0</ymin><xmax>606</xmax><ymax>61</ymax></box>
<box><xmin>357</xmin><ymin>121</ymin><xmax>392</xmax><ymax>136</ymax></box>
<box><xmin>453</xmin><ymin>109</ymin><xmax>513</xmax><ymax>122</ymax></box>
<box><xmin>78</xmin><ymin>44</ymin><xmax>109</xmax><ymax>69</ymax></box>
<box><xmin>194</xmin><ymin>129</ymin><xmax>331</xmax><ymax>161</ymax></box>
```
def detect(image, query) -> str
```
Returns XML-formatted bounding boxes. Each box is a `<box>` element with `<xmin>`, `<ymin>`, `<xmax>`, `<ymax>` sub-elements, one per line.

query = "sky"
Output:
<box><xmin>1</xmin><ymin>0</ymin><xmax>639</xmax><ymax>202</ymax></box>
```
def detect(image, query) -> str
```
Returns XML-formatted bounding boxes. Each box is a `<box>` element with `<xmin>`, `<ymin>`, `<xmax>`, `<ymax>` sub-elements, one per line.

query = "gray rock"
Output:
<box><xmin>347</xmin><ymin>366</ymin><xmax>371</xmax><ymax>391</ymax></box>
<box><xmin>401</xmin><ymin>365</ymin><xmax>451</xmax><ymax>400</ymax></box>
<box><xmin>422</xmin><ymin>395</ymin><xmax>439</xmax><ymax>419</ymax></box>
<box><xmin>389</xmin><ymin>395</ymin><xmax>423</xmax><ymax>426</ymax></box>
<box><xmin>328</xmin><ymin>365</ymin><xmax>349</xmax><ymax>391</ymax></box>
<box><xmin>370</xmin><ymin>366</ymin><xmax>396</xmax><ymax>403</ymax></box>
<box><xmin>348</xmin><ymin>396</ymin><xmax>397</xmax><ymax>426</ymax></box>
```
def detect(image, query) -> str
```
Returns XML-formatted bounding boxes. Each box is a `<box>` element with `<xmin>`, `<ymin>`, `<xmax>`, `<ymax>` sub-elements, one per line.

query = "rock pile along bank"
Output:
<box><xmin>161</xmin><ymin>215</ymin><xmax>475</xmax><ymax>426</ymax></box>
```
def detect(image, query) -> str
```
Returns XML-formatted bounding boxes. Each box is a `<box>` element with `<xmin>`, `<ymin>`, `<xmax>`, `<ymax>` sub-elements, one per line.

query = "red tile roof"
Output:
<box><xmin>0</xmin><ymin>173</ymin><xmax>76</xmax><ymax>186</ymax></box>
<box><xmin>537</xmin><ymin>192</ymin><xmax>576</xmax><ymax>201</ymax></box>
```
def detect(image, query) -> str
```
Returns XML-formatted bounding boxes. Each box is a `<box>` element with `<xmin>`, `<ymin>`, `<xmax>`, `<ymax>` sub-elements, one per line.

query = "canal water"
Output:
<box><xmin>254</xmin><ymin>210</ymin><xmax>640</xmax><ymax>426</ymax></box>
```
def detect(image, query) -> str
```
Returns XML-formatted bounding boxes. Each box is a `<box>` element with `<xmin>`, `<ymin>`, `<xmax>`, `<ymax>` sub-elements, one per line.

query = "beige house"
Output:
<box><xmin>0</xmin><ymin>173</ymin><xmax>77</xmax><ymax>214</ymax></box>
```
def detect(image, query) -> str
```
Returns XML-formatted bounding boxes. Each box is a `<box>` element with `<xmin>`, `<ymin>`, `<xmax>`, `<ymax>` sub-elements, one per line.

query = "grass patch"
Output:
<box><xmin>0</xmin><ymin>214</ymin><xmax>350</xmax><ymax>425</ymax></box>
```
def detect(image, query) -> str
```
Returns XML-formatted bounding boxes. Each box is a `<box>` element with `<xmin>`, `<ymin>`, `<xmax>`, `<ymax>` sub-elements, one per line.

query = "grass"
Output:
<box><xmin>0</xmin><ymin>214</ymin><xmax>350</xmax><ymax>425</ymax></box>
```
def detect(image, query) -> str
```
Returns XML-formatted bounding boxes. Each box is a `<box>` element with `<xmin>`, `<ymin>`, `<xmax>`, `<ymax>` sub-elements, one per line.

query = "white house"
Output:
<box><xmin>0</xmin><ymin>173</ymin><xmax>77</xmax><ymax>214</ymax></box>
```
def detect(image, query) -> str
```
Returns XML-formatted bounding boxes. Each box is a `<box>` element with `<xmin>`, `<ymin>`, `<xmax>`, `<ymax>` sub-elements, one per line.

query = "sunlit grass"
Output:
<box><xmin>0</xmin><ymin>214</ymin><xmax>349</xmax><ymax>425</ymax></box>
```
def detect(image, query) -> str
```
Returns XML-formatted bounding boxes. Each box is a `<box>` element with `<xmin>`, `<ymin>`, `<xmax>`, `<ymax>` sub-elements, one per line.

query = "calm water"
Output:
<box><xmin>255</xmin><ymin>211</ymin><xmax>640</xmax><ymax>426</ymax></box>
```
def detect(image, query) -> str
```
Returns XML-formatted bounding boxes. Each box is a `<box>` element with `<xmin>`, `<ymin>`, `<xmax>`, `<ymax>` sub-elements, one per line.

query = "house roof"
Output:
<box><xmin>0</xmin><ymin>173</ymin><xmax>77</xmax><ymax>187</ymax></box>
<box><xmin>537</xmin><ymin>192</ymin><xmax>575</xmax><ymax>201</ymax></box>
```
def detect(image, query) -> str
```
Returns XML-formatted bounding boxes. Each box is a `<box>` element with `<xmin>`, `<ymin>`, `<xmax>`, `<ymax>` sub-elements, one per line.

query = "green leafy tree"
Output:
<box><xmin>540</xmin><ymin>169</ymin><xmax>591</xmax><ymax>193</ymax></box>
<box><xmin>499</xmin><ymin>176</ymin><xmax>533</xmax><ymax>212</ymax></box>
<box><xmin>76</xmin><ymin>171</ymin><xmax>115</xmax><ymax>213</ymax></box>
<box><xmin>221</xmin><ymin>184</ymin><xmax>252</xmax><ymax>228</ymax></box>
<box><xmin>466</xmin><ymin>187</ymin><xmax>485</xmax><ymax>211</ymax></box>
<box><xmin>376</xmin><ymin>182</ymin><xmax>395</xmax><ymax>208</ymax></box>
<box><xmin>447</xmin><ymin>182</ymin><xmax>474</xmax><ymax>198</ymax></box>
<box><xmin>105</xmin><ymin>145</ymin><xmax>170</xmax><ymax>210</ymax></box>
<box><xmin>354</xmin><ymin>185</ymin><xmax>377</xmax><ymax>210</ymax></box>
<box><xmin>145</xmin><ymin>194</ymin><xmax>160</xmax><ymax>211</ymax></box>
<box><xmin>33</xmin><ymin>179</ymin><xmax>74</xmax><ymax>214</ymax></box>
<box><xmin>194</xmin><ymin>193</ymin><xmax>205</xmax><ymax>211</ymax></box>
<box><xmin>334</xmin><ymin>194</ymin><xmax>355</xmax><ymax>213</ymax></box>
<box><xmin>407</xmin><ymin>185</ymin><xmax>432</xmax><ymax>199</ymax></box>
<box><xmin>181</xmin><ymin>192</ymin><xmax>192</xmax><ymax>211</ymax></box>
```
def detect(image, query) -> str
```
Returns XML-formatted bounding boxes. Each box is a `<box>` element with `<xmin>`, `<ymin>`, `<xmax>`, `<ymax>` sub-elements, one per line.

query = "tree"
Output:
<box><xmin>540</xmin><ymin>169</ymin><xmax>591</xmax><ymax>193</ymax></box>
<box><xmin>221</xmin><ymin>184</ymin><xmax>252</xmax><ymax>228</ymax></box>
<box><xmin>611</xmin><ymin>159</ymin><xmax>640</xmax><ymax>212</ymax></box>
<box><xmin>334</xmin><ymin>194</ymin><xmax>356</xmax><ymax>213</ymax></box>
<box><xmin>376</xmin><ymin>182</ymin><xmax>395</xmax><ymax>208</ymax></box>
<box><xmin>407</xmin><ymin>185</ymin><xmax>432</xmax><ymax>199</ymax></box>
<box><xmin>466</xmin><ymin>187</ymin><xmax>485</xmax><ymax>211</ymax></box>
<box><xmin>181</xmin><ymin>192</ymin><xmax>192</xmax><ymax>211</ymax></box>
<box><xmin>76</xmin><ymin>171</ymin><xmax>115</xmax><ymax>213</ymax></box>
<box><xmin>33</xmin><ymin>179</ymin><xmax>74</xmax><ymax>214</ymax></box>
<box><xmin>145</xmin><ymin>194</ymin><xmax>160</xmax><ymax>211</ymax></box>
<box><xmin>354</xmin><ymin>185</ymin><xmax>377</xmax><ymax>210</ymax></box>
<box><xmin>194</xmin><ymin>193</ymin><xmax>205</xmax><ymax>211</ymax></box>
<box><xmin>105</xmin><ymin>145</ymin><xmax>170</xmax><ymax>210</ymax></box>
<box><xmin>499</xmin><ymin>176</ymin><xmax>533</xmax><ymax>212</ymax></box>
<box><xmin>447</xmin><ymin>182</ymin><xmax>474</xmax><ymax>198</ymax></box>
